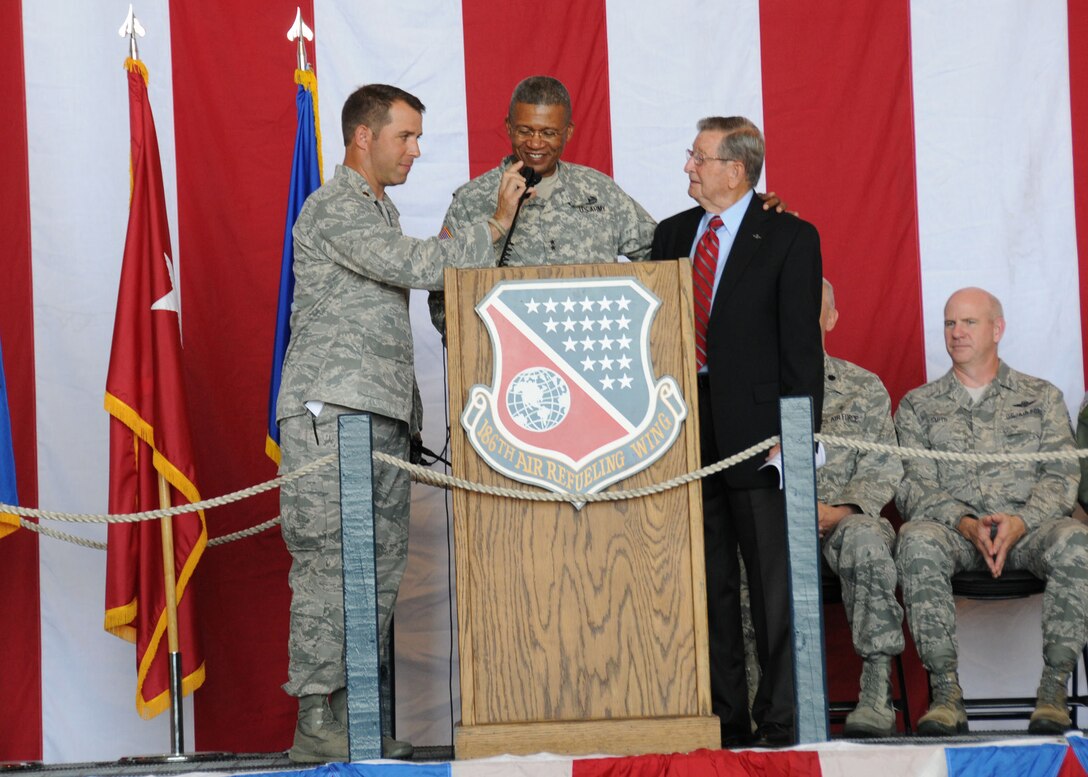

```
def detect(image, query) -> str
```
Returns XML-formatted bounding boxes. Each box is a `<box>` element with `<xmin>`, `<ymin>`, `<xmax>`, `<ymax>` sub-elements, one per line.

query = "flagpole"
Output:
<box><xmin>120</xmin><ymin>472</ymin><xmax>225</xmax><ymax>765</ymax></box>
<box><xmin>157</xmin><ymin>474</ymin><xmax>185</xmax><ymax>756</ymax></box>
<box><xmin>112</xmin><ymin>8</ymin><xmax>224</xmax><ymax>765</ymax></box>
<box><xmin>118</xmin><ymin>5</ymin><xmax>185</xmax><ymax>757</ymax></box>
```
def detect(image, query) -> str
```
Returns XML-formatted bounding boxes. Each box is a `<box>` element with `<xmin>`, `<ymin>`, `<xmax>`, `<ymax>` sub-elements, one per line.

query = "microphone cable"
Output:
<box><xmin>497</xmin><ymin>168</ymin><xmax>542</xmax><ymax>267</ymax></box>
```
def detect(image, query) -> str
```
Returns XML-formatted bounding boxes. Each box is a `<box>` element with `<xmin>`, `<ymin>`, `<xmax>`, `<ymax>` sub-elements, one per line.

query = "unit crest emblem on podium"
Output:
<box><xmin>462</xmin><ymin>277</ymin><xmax>687</xmax><ymax>507</ymax></box>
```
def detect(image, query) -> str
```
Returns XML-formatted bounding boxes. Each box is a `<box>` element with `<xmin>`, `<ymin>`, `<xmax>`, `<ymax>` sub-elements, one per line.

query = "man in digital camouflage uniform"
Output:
<box><xmin>894</xmin><ymin>287</ymin><xmax>1088</xmax><ymax>736</ymax></box>
<box><xmin>427</xmin><ymin>75</ymin><xmax>656</xmax><ymax>336</ymax></box>
<box><xmin>816</xmin><ymin>279</ymin><xmax>905</xmax><ymax>737</ymax></box>
<box><xmin>277</xmin><ymin>83</ymin><xmax>527</xmax><ymax>763</ymax></box>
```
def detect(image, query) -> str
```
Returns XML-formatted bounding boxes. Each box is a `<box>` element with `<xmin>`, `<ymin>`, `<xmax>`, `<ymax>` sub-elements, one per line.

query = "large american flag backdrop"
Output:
<box><xmin>1</xmin><ymin>0</ymin><xmax>1086</xmax><ymax>763</ymax></box>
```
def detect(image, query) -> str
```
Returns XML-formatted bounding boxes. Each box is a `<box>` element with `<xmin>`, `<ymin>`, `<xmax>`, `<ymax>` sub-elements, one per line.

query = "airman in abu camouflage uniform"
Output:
<box><xmin>816</xmin><ymin>280</ymin><xmax>904</xmax><ymax>737</ymax></box>
<box><xmin>277</xmin><ymin>84</ymin><xmax>527</xmax><ymax>763</ymax></box>
<box><xmin>894</xmin><ymin>287</ymin><xmax>1088</xmax><ymax>736</ymax></box>
<box><xmin>428</xmin><ymin>76</ymin><xmax>656</xmax><ymax>336</ymax></box>
<box><xmin>1074</xmin><ymin>395</ymin><xmax>1088</xmax><ymax>520</ymax></box>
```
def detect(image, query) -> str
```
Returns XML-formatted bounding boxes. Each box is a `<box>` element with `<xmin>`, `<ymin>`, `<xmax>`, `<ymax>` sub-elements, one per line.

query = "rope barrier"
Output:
<box><xmin>5</xmin><ymin>435</ymin><xmax>1088</xmax><ymax>548</ymax></box>
<box><xmin>821</xmin><ymin>436</ymin><xmax>1088</xmax><ymax>464</ymax></box>
<box><xmin>13</xmin><ymin>522</ymin><xmax>110</xmax><ymax>550</ymax></box>
<box><xmin>0</xmin><ymin>452</ymin><xmax>335</xmax><ymax>524</ymax></box>
<box><xmin>373</xmin><ymin>436</ymin><xmax>778</xmax><ymax>503</ymax></box>
<box><xmin>206</xmin><ymin>517</ymin><xmax>283</xmax><ymax>547</ymax></box>
<box><xmin>7</xmin><ymin>516</ymin><xmax>283</xmax><ymax>551</ymax></box>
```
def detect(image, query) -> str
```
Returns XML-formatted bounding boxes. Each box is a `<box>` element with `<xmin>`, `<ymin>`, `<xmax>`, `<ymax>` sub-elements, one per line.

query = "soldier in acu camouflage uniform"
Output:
<box><xmin>816</xmin><ymin>280</ymin><xmax>905</xmax><ymax>737</ymax></box>
<box><xmin>427</xmin><ymin>75</ymin><xmax>787</xmax><ymax>336</ymax></box>
<box><xmin>894</xmin><ymin>287</ymin><xmax>1088</xmax><ymax>736</ymax></box>
<box><xmin>427</xmin><ymin>75</ymin><xmax>657</xmax><ymax>336</ymax></box>
<box><xmin>276</xmin><ymin>83</ymin><xmax>527</xmax><ymax>763</ymax></box>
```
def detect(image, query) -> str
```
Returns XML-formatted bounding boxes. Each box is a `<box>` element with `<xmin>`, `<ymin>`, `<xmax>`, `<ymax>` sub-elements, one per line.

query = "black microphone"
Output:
<box><xmin>520</xmin><ymin>167</ymin><xmax>542</xmax><ymax>198</ymax></box>
<box><xmin>498</xmin><ymin>167</ymin><xmax>541</xmax><ymax>267</ymax></box>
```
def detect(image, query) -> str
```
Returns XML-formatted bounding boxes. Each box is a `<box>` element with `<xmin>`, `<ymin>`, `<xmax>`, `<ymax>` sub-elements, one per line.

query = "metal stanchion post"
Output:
<box><xmin>339</xmin><ymin>413</ymin><xmax>383</xmax><ymax>761</ymax></box>
<box><xmin>780</xmin><ymin>396</ymin><xmax>829</xmax><ymax>744</ymax></box>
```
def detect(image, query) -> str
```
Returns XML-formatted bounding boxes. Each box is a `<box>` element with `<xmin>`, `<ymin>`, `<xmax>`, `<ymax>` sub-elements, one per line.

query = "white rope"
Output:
<box><xmin>817</xmin><ymin>434</ymin><xmax>1088</xmax><ymax>464</ymax></box>
<box><xmin>0</xmin><ymin>452</ymin><xmax>335</xmax><ymax>524</ymax></box>
<box><xmin>12</xmin><ymin>521</ymin><xmax>109</xmax><ymax>550</ymax></box>
<box><xmin>373</xmin><ymin>436</ymin><xmax>778</xmax><ymax>503</ymax></box>
<box><xmin>5</xmin><ymin>517</ymin><xmax>283</xmax><ymax>552</ymax></box>
<box><xmin>206</xmin><ymin>517</ymin><xmax>282</xmax><ymax>547</ymax></box>
<box><xmin>5</xmin><ymin>434</ymin><xmax>1088</xmax><ymax>549</ymax></box>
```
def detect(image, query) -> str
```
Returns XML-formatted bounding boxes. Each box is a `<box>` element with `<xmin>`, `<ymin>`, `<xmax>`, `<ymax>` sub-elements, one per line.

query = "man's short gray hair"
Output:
<box><xmin>508</xmin><ymin>76</ymin><xmax>572</xmax><ymax>124</ymax></box>
<box><xmin>696</xmin><ymin>116</ymin><xmax>764</xmax><ymax>189</ymax></box>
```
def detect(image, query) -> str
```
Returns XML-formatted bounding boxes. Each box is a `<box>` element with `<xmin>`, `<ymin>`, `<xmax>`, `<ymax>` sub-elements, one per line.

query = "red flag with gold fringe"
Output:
<box><xmin>103</xmin><ymin>57</ymin><xmax>206</xmax><ymax>719</ymax></box>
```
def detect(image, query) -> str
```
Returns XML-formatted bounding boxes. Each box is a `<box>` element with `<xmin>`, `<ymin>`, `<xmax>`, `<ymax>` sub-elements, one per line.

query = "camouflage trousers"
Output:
<box><xmin>279</xmin><ymin>405</ymin><xmax>411</xmax><ymax>697</ymax></box>
<box><xmin>896</xmin><ymin>518</ymin><xmax>1088</xmax><ymax>673</ymax></box>
<box><xmin>822</xmin><ymin>513</ymin><xmax>904</xmax><ymax>658</ymax></box>
<box><xmin>738</xmin><ymin>513</ymin><xmax>904</xmax><ymax>711</ymax></box>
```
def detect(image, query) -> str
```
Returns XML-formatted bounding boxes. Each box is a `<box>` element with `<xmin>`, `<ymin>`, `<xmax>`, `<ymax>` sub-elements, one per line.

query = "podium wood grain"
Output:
<box><xmin>445</xmin><ymin>261</ymin><xmax>717</xmax><ymax>757</ymax></box>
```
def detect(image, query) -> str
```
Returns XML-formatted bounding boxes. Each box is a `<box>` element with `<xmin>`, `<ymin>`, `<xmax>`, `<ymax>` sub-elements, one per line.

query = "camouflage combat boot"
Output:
<box><xmin>843</xmin><ymin>655</ymin><xmax>896</xmax><ymax>738</ymax></box>
<box><xmin>329</xmin><ymin>687</ymin><xmax>414</xmax><ymax>760</ymax></box>
<box><xmin>917</xmin><ymin>671</ymin><xmax>968</xmax><ymax>736</ymax></box>
<box><xmin>1029</xmin><ymin>662</ymin><xmax>1072</xmax><ymax>735</ymax></box>
<box><xmin>288</xmin><ymin>694</ymin><xmax>349</xmax><ymax>764</ymax></box>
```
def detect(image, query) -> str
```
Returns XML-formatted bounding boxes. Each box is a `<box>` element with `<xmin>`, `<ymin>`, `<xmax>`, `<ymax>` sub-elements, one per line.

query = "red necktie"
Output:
<box><xmin>693</xmin><ymin>215</ymin><xmax>723</xmax><ymax>370</ymax></box>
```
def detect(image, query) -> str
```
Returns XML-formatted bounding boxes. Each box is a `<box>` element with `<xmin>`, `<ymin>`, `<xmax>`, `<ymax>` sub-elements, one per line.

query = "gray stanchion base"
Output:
<box><xmin>116</xmin><ymin>751</ymin><xmax>232</xmax><ymax>765</ymax></box>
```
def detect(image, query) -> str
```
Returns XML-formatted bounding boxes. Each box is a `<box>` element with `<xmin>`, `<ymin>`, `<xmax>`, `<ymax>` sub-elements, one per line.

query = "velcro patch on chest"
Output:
<box><xmin>828</xmin><ymin>411</ymin><xmax>862</xmax><ymax>425</ymax></box>
<box><xmin>1005</xmin><ymin>406</ymin><xmax>1042</xmax><ymax>421</ymax></box>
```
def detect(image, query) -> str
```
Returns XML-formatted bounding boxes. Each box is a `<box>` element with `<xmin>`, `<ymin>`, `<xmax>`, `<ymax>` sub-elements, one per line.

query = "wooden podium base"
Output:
<box><xmin>448</xmin><ymin>263</ymin><xmax>716</xmax><ymax>761</ymax></box>
<box><xmin>454</xmin><ymin>715</ymin><xmax>720</xmax><ymax>759</ymax></box>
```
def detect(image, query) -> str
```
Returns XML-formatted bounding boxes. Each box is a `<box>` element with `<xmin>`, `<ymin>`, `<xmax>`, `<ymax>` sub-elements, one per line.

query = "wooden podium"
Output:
<box><xmin>444</xmin><ymin>260</ymin><xmax>719</xmax><ymax>759</ymax></box>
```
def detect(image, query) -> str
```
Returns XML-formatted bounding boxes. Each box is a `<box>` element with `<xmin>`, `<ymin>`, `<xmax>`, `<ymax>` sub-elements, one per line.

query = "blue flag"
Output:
<box><xmin>946</xmin><ymin>742</ymin><xmax>1068</xmax><ymax>777</ymax></box>
<box><xmin>0</xmin><ymin>335</ymin><xmax>20</xmax><ymax>538</ymax></box>
<box><xmin>266</xmin><ymin>69</ymin><xmax>323</xmax><ymax>464</ymax></box>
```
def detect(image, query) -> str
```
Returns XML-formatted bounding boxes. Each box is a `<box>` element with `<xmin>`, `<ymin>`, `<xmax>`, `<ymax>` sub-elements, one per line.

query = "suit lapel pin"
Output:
<box><xmin>752</xmin><ymin>233</ymin><xmax>762</xmax><ymax>239</ymax></box>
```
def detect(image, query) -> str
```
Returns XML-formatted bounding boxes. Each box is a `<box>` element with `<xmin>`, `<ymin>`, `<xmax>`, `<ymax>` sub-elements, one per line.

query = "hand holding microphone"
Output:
<box><xmin>497</xmin><ymin>164</ymin><xmax>541</xmax><ymax>266</ymax></box>
<box><xmin>492</xmin><ymin>161</ymin><xmax>537</xmax><ymax>232</ymax></box>
<box><xmin>519</xmin><ymin>166</ymin><xmax>542</xmax><ymax>198</ymax></box>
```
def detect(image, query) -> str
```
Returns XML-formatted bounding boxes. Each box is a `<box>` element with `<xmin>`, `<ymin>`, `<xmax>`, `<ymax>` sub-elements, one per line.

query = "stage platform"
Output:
<box><xmin>6</xmin><ymin>734</ymin><xmax>1088</xmax><ymax>777</ymax></box>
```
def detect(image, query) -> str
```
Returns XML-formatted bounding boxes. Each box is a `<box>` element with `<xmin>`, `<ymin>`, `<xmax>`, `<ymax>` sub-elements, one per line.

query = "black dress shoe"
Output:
<box><xmin>752</xmin><ymin>723</ymin><xmax>795</xmax><ymax>748</ymax></box>
<box><xmin>720</xmin><ymin>732</ymin><xmax>753</xmax><ymax>749</ymax></box>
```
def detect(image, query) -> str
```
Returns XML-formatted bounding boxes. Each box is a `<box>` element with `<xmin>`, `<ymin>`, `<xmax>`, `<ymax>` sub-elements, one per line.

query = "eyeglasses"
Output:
<box><xmin>686</xmin><ymin>149</ymin><xmax>736</xmax><ymax>167</ymax></box>
<box><xmin>512</xmin><ymin>126</ymin><xmax>567</xmax><ymax>142</ymax></box>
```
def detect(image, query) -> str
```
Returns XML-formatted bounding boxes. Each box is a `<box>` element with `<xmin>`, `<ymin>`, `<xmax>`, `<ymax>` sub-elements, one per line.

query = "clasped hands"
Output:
<box><xmin>957</xmin><ymin>513</ymin><xmax>1027</xmax><ymax>578</ymax></box>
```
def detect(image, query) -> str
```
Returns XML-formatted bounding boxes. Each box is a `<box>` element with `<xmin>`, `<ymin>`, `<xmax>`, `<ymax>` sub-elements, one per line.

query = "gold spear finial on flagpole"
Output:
<box><xmin>287</xmin><ymin>7</ymin><xmax>314</xmax><ymax>72</ymax></box>
<box><xmin>118</xmin><ymin>4</ymin><xmax>145</xmax><ymax>62</ymax></box>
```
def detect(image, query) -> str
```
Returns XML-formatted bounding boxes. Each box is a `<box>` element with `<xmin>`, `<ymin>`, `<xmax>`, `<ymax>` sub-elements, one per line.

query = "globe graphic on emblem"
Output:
<box><xmin>505</xmin><ymin>367</ymin><xmax>571</xmax><ymax>432</ymax></box>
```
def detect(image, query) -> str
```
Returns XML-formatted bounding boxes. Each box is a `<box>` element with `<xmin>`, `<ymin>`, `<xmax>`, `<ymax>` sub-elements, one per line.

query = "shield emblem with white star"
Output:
<box><xmin>462</xmin><ymin>277</ymin><xmax>687</xmax><ymax>506</ymax></box>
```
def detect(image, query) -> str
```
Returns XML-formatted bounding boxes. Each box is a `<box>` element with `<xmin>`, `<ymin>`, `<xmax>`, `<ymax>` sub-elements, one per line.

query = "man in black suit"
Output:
<box><xmin>651</xmin><ymin>116</ymin><xmax>823</xmax><ymax>747</ymax></box>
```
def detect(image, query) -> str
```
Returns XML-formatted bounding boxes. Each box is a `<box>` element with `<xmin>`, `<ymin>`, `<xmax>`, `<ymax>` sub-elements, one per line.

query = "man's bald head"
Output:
<box><xmin>819</xmin><ymin>278</ymin><xmax>838</xmax><ymax>348</ymax></box>
<box><xmin>944</xmin><ymin>287</ymin><xmax>1004</xmax><ymax>322</ymax></box>
<box><xmin>943</xmin><ymin>286</ymin><xmax>1005</xmax><ymax>380</ymax></box>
